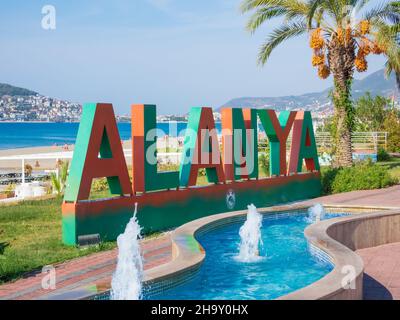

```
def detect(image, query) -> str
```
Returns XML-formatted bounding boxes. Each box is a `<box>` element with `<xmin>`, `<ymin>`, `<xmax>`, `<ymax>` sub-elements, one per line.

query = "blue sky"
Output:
<box><xmin>0</xmin><ymin>0</ymin><xmax>388</xmax><ymax>115</ymax></box>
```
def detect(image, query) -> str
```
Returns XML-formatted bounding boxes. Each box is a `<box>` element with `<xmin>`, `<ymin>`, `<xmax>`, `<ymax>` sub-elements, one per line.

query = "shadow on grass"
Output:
<box><xmin>0</xmin><ymin>242</ymin><xmax>10</xmax><ymax>255</ymax></box>
<box><xmin>377</xmin><ymin>157</ymin><xmax>400</xmax><ymax>169</ymax></box>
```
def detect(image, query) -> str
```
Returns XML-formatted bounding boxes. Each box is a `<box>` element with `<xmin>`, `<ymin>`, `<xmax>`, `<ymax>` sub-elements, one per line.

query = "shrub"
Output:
<box><xmin>24</xmin><ymin>164</ymin><xmax>33</xmax><ymax>177</ymax></box>
<box><xmin>377</xmin><ymin>148</ymin><xmax>391</xmax><ymax>162</ymax></box>
<box><xmin>92</xmin><ymin>178</ymin><xmax>109</xmax><ymax>192</ymax></box>
<box><xmin>320</xmin><ymin>167</ymin><xmax>340</xmax><ymax>195</ymax></box>
<box><xmin>4</xmin><ymin>184</ymin><xmax>15</xmax><ymax>198</ymax></box>
<box><xmin>383</xmin><ymin>109</ymin><xmax>400</xmax><ymax>153</ymax></box>
<box><xmin>158</xmin><ymin>163</ymin><xmax>179</xmax><ymax>172</ymax></box>
<box><xmin>259</xmin><ymin>153</ymin><xmax>270</xmax><ymax>177</ymax></box>
<box><xmin>321</xmin><ymin>161</ymin><xmax>397</xmax><ymax>195</ymax></box>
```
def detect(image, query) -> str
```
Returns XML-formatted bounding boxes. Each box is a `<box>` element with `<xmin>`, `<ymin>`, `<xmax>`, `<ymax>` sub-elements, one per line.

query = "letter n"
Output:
<box><xmin>221</xmin><ymin>108</ymin><xmax>258</xmax><ymax>181</ymax></box>
<box><xmin>131</xmin><ymin>104</ymin><xmax>179</xmax><ymax>192</ymax></box>
<box><xmin>180</xmin><ymin>107</ymin><xmax>225</xmax><ymax>187</ymax></box>
<box><xmin>288</xmin><ymin>111</ymin><xmax>320</xmax><ymax>173</ymax></box>
<box><xmin>64</xmin><ymin>103</ymin><xmax>132</xmax><ymax>201</ymax></box>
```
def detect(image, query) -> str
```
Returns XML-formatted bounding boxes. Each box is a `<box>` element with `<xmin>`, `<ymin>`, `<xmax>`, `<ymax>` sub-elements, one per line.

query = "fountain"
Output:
<box><xmin>236</xmin><ymin>204</ymin><xmax>263</xmax><ymax>262</ymax></box>
<box><xmin>306</xmin><ymin>204</ymin><xmax>325</xmax><ymax>223</ymax></box>
<box><xmin>110</xmin><ymin>203</ymin><xmax>144</xmax><ymax>300</ymax></box>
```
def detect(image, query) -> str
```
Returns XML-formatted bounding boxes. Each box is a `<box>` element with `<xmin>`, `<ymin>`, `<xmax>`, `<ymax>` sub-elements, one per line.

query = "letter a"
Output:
<box><xmin>64</xmin><ymin>103</ymin><xmax>132</xmax><ymax>201</ymax></box>
<box><xmin>180</xmin><ymin>107</ymin><xmax>225</xmax><ymax>187</ymax></box>
<box><xmin>288</xmin><ymin>111</ymin><xmax>320</xmax><ymax>173</ymax></box>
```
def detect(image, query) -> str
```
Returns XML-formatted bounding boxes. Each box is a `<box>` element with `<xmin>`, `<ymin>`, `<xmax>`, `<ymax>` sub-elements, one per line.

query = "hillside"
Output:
<box><xmin>220</xmin><ymin>69</ymin><xmax>398</xmax><ymax>112</ymax></box>
<box><xmin>0</xmin><ymin>84</ymin><xmax>81</xmax><ymax>122</ymax></box>
<box><xmin>0</xmin><ymin>83</ymin><xmax>37</xmax><ymax>96</ymax></box>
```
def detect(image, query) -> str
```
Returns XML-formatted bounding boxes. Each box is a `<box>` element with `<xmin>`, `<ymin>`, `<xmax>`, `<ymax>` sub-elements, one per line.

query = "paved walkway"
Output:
<box><xmin>307</xmin><ymin>185</ymin><xmax>400</xmax><ymax>300</ymax></box>
<box><xmin>357</xmin><ymin>243</ymin><xmax>400</xmax><ymax>300</ymax></box>
<box><xmin>0</xmin><ymin>186</ymin><xmax>399</xmax><ymax>300</ymax></box>
<box><xmin>0</xmin><ymin>235</ymin><xmax>172</xmax><ymax>300</ymax></box>
<box><xmin>305</xmin><ymin>185</ymin><xmax>400</xmax><ymax>208</ymax></box>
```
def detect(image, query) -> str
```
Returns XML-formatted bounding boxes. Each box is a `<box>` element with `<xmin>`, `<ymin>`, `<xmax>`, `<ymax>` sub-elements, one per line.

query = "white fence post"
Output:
<box><xmin>21</xmin><ymin>158</ymin><xmax>25</xmax><ymax>184</ymax></box>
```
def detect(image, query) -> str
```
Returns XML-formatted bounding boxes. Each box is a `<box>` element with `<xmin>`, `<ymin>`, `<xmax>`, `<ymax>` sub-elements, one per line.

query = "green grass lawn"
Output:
<box><xmin>0</xmin><ymin>166</ymin><xmax>270</xmax><ymax>285</ymax></box>
<box><xmin>0</xmin><ymin>196</ymin><xmax>115</xmax><ymax>284</ymax></box>
<box><xmin>0</xmin><ymin>175</ymin><xmax>218</xmax><ymax>285</ymax></box>
<box><xmin>389</xmin><ymin>166</ymin><xmax>400</xmax><ymax>181</ymax></box>
<box><xmin>377</xmin><ymin>157</ymin><xmax>400</xmax><ymax>182</ymax></box>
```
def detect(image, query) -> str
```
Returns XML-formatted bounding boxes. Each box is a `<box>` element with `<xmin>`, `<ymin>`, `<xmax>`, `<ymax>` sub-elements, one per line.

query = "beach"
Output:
<box><xmin>0</xmin><ymin>138</ymin><xmax>183</xmax><ymax>171</ymax></box>
<box><xmin>0</xmin><ymin>141</ymin><xmax>128</xmax><ymax>171</ymax></box>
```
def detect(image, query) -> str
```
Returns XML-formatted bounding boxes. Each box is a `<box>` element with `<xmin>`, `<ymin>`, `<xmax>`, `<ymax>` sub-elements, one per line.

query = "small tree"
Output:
<box><xmin>4</xmin><ymin>184</ymin><xmax>15</xmax><ymax>198</ymax></box>
<box><xmin>51</xmin><ymin>160</ymin><xmax>69</xmax><ymax>195</ymax></box>
<box><xmin>354</xmin><ymin>93</ymin><xmax>391</xmax><ymax>132</ymax></box>
<box><xmin>383</xmin><ymin>108</ymin><xmax>400</xmax><ymax>152</ymax></box>
<box><xmin>24</xmin><ymin>164</ymin><xmax>33</xmax><ymax>177</ymax></box>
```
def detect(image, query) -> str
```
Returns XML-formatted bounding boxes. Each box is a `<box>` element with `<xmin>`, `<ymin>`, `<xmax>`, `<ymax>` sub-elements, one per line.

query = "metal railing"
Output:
<box><xmin>258</xmin><ymin>132</ymin><xmax>388</xmax><ymax>153</ymax></box>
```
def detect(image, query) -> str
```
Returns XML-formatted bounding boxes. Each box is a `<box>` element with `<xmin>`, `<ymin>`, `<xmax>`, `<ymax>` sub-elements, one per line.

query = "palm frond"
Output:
<box><xmin>241</xmin><ymin>0</ymin><xmax>283</xmax><ymax>13</ymax></box>
<box><xmin>50</xmin><ymin>172</ymin><xmax>61</xmax><ymax>195</ymax></box>
<box><xmin>241</xmin><ymin>0</ymin><xmax>309</xmax><ymax>16</ymax></box>
<box><xmin>258</xmin><ymin>21</ymin><xmax>308</xmax><ymax>65</ymax></box>
<box><xmin>352</xmin><ymin>0</ymin><xmax>371</xmax><ymax>12</ymax></box>
<box><xmin>364</xmin><ymin>1</ymin><xmax>400</xmax><ymax>23</ymax></box>
<box><xmin>307</xmin><ymin>0</ymin><xmax>325</xmax><ymax>28</ymax></box>
<box><xmin>246</xmin><ymin>7</ymin><xmax>287</xmax><ymax>33</ymax></box>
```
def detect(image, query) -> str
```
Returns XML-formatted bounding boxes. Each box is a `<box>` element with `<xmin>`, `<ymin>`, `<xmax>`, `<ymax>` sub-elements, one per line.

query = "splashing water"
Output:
<box><xmin>236</xmin><ymin>204</ymin><xmax>263</xmax><ymax>262</ymax></box>
<box><xmin>110</xmin><ymin>203</ymin><xmax>143</xmax><ymax>300</ymax></box>
<box><xmin>306</xmin><ymin>204</ymin><xmax>326</xmax><ymax>223</ymax></box>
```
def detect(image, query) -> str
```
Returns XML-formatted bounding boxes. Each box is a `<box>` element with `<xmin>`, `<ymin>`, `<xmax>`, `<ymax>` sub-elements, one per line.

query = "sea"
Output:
<box><xmin>0</xmin><ymin>122</ymin><xmax>224</xmax><ymax>150</ymax></box>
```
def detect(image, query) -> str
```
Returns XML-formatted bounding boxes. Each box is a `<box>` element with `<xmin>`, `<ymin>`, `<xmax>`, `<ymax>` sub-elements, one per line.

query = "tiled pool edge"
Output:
<box><xmin>280</xmin><ymin>215</ymin><xmax>365</xmax><ymax>300</ymax></box>
<box><xmin>282</xmin><ymin>208</ymin><xmax>400</xmax><ymax>300</ymax></box>
<box><xmin>86</xmin><ymin>204</ymin><xmax>387</xmax><ymax>300</ymax></box>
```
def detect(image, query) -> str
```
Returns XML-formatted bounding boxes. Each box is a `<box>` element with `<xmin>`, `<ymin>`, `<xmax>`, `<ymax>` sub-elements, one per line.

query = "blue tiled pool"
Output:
<box><xmin>144</xmin><ymin>211</ymin><xmax>347</xmax><ymax>300</ymax></box>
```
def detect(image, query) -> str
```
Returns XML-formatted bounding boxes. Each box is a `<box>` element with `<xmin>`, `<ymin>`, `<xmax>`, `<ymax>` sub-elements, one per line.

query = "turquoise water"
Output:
<box><xmin>0</xmin><ymin>122</ymin><xmax>270</xmax><ymax>150</ymax></box>
<box><xmin>145</xmin><ymin>212</ymin><xmax>346</xmax><ymax>300</ymax></box>
<box><xmin>0</xmin><ymin>122</ymin><xmax>192</xmax><ymax>150</ymax></box>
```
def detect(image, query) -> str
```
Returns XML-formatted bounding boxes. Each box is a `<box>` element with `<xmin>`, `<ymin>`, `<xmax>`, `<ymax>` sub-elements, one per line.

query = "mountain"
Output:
<box><xmin>220</xmin><ymin>69</ymin><xmax>399</xmax><ymax>113</ymax></box>
<box><xmin>0</xmin><ymin>83</ymin><xmax>38</xmax><ymax>97</ymax></box>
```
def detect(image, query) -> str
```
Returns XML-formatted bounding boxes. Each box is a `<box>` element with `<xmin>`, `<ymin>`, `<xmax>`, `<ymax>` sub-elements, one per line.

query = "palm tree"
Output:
<box><xmin>241</xmin><ymin>0</ymin><xmax>400</xmax><ymax>167</ymax></box>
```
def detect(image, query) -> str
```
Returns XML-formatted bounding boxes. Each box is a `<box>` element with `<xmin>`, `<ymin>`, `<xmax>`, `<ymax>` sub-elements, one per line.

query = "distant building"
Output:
<box><xmin>0</xmin><ymin>94</ymin><xmax>82</xmax><ymax>122</ymax></box>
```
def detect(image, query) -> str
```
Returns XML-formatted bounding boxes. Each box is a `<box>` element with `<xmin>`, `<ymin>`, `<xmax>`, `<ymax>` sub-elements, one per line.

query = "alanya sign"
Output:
<box><xmin>62</xmin><ymin>103</ymin><xmax>321</xmax><ymax>245</ymax></box>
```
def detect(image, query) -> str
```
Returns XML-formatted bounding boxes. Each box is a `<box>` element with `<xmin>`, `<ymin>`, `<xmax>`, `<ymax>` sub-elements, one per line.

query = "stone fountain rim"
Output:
<box><xmin>85</xmin><ymin>203</ymin><xmax>392</xmax><ymax>300</ymax></box>
<box><xmin>143</xmin><ymin>203</ymin><xmax>386</xmax><ymax>300</ymax></box>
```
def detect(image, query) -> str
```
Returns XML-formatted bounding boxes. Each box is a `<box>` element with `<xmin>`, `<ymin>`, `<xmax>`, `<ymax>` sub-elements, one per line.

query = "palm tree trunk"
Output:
<box><xmin>328</xmin><ymin>39</ymin><xmax>356</xmax><ymax>168</ymax></box>
<box><xmin>332</xmin><ymin>94</ymin><xmax>353</xmax><ymax>167</ymax></box>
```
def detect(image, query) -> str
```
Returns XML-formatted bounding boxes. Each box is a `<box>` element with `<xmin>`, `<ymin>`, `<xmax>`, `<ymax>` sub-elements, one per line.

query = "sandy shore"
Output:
<box><xmin>0</xmin><ymin>141</ymin><xmax>132</xmax><ymax>171</ymax></box>
<box><xmin>0</xmin><ymin>145</ymin><xmax>70</xmax><ymax>171</ymax></box>
<box><xmin>0</xmin><ymin>138</ymin><xmax>182</xmax><ymax>171</ymax></box>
